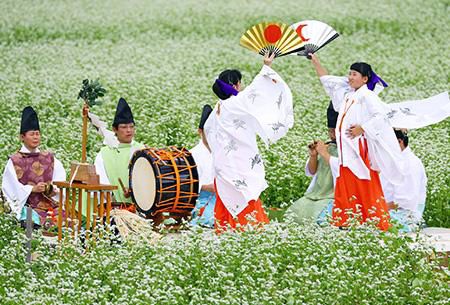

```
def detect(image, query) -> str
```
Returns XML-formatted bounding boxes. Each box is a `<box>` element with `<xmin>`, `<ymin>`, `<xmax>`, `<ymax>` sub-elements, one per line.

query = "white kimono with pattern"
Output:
<box><xmin>320</xmin><ymin>75</ymin><xmax>449</xmax><ymax>185</ymax></box>
<box><xmin>204</xmin><ymin>65</ymin><xmax>294</xmax><ymax>217</ymax></box>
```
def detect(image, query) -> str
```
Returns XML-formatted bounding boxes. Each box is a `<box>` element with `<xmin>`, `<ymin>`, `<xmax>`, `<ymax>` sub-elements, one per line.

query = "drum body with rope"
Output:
<box><xmin>129</xmin><ymin>147</ymin><xmax>199</xmax><ymax>222</ymax></box>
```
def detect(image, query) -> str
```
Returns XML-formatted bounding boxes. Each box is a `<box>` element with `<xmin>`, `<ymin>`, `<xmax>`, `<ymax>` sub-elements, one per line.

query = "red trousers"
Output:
<box><xmin>214</xmin><ymin>182</ymin><xmax>269</xmax><ymax>233</ymax></box>
<box><xmin>333</xmin><ymin>138</ymin><xmax>390</xmax><ymax>231</ymax></box>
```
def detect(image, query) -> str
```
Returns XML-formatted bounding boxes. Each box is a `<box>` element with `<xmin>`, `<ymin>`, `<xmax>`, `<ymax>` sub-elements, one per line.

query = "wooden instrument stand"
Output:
<box><xmin>54</xmin><ymin>181</ymin><xmax>117</xmax><ymax>241</ymax></box>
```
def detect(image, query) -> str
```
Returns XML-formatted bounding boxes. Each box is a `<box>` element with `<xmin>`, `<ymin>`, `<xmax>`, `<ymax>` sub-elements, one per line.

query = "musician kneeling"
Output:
<box><xmin>91</xmin><ymin>98</ymin><xmax>160</xmax><ymax>242</ymax></box>
<box><xmin>380</xmin><ymin>129</ymin><xmax>427</xmax><ymax>232</ymax></box>
<box><xmin>190</xmin><ymin>105</ymin><xmax>216</xmax><ymax>228</ymax></box>
<box><xmin>94</xmin><ymin>97</ymin><xmax>144</xmax><ymax>212</ymax></box>
<box><xmin>285</xmin><ymin>102</ymin><xmax>339</xmax><ymax>224</ymax></box>
<box><xmin>2</xmin><ymin>106</ymin><xmax>66</xmax><ymax>229</ymax></box>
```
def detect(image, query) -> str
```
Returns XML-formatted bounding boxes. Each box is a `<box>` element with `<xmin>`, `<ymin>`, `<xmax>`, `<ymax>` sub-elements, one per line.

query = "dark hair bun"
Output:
<box><xmin>212</xmin><ymin>69</ymin><xmax>242</xmax><ymax>100</ymax></box>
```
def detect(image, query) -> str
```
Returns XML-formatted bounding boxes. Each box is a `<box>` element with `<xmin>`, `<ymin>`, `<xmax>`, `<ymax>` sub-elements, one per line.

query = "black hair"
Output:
<box><xmin>198</xmin><ymin>104</ymin><xmax>213</xmax><ymax>130</ymax></box>
<box><xmin>350</xmin><ymin>62</ymin><xmax>372</xmax><ymax>79</ymax></box>
<box><xmin>212</xmin><ymin>69</ymin><xmax>242</xmax><ymax>100</ymax></box>
<box><xmin>394</xmin><ymin>129</ymin><xmax>409</xmax><ymax>147</ymax></box>
<box><xmin>327</xmin><ymin>101</ymin><xmax>339</xmax><ymax>128</ymax></box>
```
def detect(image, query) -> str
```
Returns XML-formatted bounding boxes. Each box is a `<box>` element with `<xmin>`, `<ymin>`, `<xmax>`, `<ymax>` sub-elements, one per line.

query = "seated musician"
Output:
<box><xmin>94</xmin><ymin>97</ymin><xmax>144</xmax><ymax>212</ymax></box>
<box><xmin>285</xmin><ymin>102</ymin><xmax>339</xmax><ymax>224</ymax></box>
<box><xmin>380</xmin><ymin>129</ymin><xmax>427</xmax><ymax>232</ymax></box>
<box><xmin>190</xmin><ymin>105</ymin><xmax>216</xmax><ymax>228</ymax></box>
<box><xmin>1</xmin><ymin>106</ymin><xmax>66</xmax><ymax>229</ymax></box>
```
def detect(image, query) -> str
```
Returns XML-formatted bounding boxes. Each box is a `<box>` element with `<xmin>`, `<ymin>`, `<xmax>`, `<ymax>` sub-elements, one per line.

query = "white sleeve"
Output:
<box><xmin>52</xmin><ymin>157</ymin><xmax>66</xmax><ymax>181</ymax></box>
<box><xmin>392</xmin><ymin>159</ymin><xmax>427</xmax><ymax>213</ymax></box>
<box><xmin>319</xmin><ymin>75</ymin><xmax>351</xmax><ymax>112</ymax></box>
<box><xmin>51</xmin><ymin>157</ymin><xmax>67</xmax><ymax>203</ymax></box>
<box><xmin>231</xmin><ymin>65</ymin><xmax>294</xmax><ymax>146</ymax></box>
<box><xmin>304</xmin><ymin>157</ymin><xmax>317</xmax><ymax>193</ymax></box>
<box><xmin>304</xmin><ymin>157</ymin><xmax>315</xmax><ymax>177</ymax></box>
<box><xmin>360</xmin><ymin>93</ymin><xmax>389</xmax><ymax>140</ymax></box>
<box><xmin>94</xmin><ymin>153</ymin><xmax>111</xmax><ymax>185</ymax></box>
<box><xmin>329</xmin><ymin>156</ymin><xmax>339</xmax><ymax>187</ymax></box>
<box><xmin>1</xmin><ymin>159</ymin><xmax>32</xmax><ymax>219</ymax></box>
<box><xmin>361</xmin><ymin>91</ymin><xmax>405</xmax><ymax>184</ymax></box>
<box><xmin>379</xmin><ymin>174</ymin><xmax>394</xmax><ymax>203</ymax></box>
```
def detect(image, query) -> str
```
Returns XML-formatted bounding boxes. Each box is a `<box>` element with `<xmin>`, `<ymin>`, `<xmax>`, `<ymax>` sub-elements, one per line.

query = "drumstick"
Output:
<box><xmin>117</xmin><ymin>178</ymin><xmax>127</xmax><ymax>194</ymax></box>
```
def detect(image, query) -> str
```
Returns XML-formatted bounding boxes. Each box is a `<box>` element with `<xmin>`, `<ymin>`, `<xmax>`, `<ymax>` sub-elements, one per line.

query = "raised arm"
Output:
<box><xmin>306</xmin><ymin>141</ymin><xmax>319</xmax><ymax>175</ymax></box>
<box><xmin>263</xmin><ymin>51</ymin><xmax>275</xmax><ymax>68</ymax></box>
<box><xmin>310</xmin><ymin>53</ymin><xmax>328</xmax><ymax>77</ymax></box>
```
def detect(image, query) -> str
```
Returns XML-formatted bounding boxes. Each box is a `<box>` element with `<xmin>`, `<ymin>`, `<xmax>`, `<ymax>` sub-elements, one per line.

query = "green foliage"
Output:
<box><xmin>77</xmin><ymin>79</ymin><xmax>106</xmax><ymax>107</ymax></box>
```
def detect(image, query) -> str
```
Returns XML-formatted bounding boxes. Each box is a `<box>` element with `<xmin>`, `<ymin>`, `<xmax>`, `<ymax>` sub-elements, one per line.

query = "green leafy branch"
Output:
<box><xmin>77</xmin><ymin>79</ymin><xmax>106</xmax><ymax>107</ymax></box>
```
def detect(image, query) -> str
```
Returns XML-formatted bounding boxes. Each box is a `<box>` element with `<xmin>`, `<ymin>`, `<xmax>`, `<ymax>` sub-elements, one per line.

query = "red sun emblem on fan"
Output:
<box><xmin>264</xmin><ymin>24</ymin><xmax>282</xmax><ymax>43</ymax></box>
<box><xmin>295</xmin><ymin>24</ymin><xmax>310</xmax><ymax>42</ymax></box>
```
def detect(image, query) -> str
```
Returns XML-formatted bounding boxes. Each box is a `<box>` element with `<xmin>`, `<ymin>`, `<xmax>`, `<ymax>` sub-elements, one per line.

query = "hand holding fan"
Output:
<box><xmin>240</xmin><ymin>22</ymin><xmax>306</xmax><ymax>57</ymax></box>
<box><xmin>290</xmin><ymin>20</ymin><xmax>339</xmax><ymax>58</ymax></box>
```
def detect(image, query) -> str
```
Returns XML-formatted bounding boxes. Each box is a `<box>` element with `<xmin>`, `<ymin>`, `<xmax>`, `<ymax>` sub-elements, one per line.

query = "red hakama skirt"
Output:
<box><xmin>332</xmin><ymin>138</ymin><xmax>390</xmax><ymax>231</ymax></box>
<box><xmin>214</xmin><ymin>181</ymin><xmax>269</xmax><ymax>233</ymax></box>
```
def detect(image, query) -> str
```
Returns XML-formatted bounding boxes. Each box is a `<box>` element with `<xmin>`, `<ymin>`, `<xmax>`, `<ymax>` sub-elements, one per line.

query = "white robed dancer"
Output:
<box><xmin>204</xmin><ymin>53</ymin><xmax>294</xmax><ymax>231</ymax></box>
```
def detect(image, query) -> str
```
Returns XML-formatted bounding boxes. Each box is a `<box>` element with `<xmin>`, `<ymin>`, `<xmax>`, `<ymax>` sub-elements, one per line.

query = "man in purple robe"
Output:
<box><xmin>1</xmin><ymin>106</ymin><xmax>66</xmax><ymax>228</ymax></box>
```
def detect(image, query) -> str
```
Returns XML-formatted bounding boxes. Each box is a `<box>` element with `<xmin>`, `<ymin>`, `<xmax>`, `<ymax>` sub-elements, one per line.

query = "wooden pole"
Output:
<box><xmin>58</xmin><ymin>191</ymin><xmax>63</xmax><ymax>241</ymax></box>
<box><xmin>106</xmin><ymin>192</ymin><xmax>112</xmax><ymax>226</ymax></box>
<box><xmin>93</xmin><ymin>192</ymin><xmax>98</xmax><ymax>229</ymax></box>
<box><xmin>99</xmin><ymin>191</ymin><xmax>105</xmax><ymax>225</ymax></box>
<box><xmin>77</xmin><ymin>189</ymin><xmax>83</xmax><ymax>233</ymax></box>
<box><xmin>25</xmin><ymin>206</ymin><xmax>33</xmax><ymax>263</ymax></box>
<box><xmin>71</xmin><ymin>188</ymin><xmax>76</xmax><ymax>235</ymax></box>
<box><xmin>64</xmin><ymin>188</ymin><xmax>70</xmax><ymax>229</ymax></box>
<box><xmin>86</xmin><ymin>191</ymin><xmax>91</xmax><ymax>236</ymax></box>
<box><xmin>81</xmin><ymin>102</ymin><xmax>88</xmax><ymax>163</ymax></box>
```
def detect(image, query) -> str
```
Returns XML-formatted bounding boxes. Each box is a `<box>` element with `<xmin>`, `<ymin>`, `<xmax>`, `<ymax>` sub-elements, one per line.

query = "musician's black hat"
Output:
<box><xmin>113</xmin><ymin>97</ymin><xmax>134</xmax><ymax>127</ymax></box>
<box><xmin>20</xmin><ymin>106</ymin><xmax>40</xmax><ymax>134</ymax></box>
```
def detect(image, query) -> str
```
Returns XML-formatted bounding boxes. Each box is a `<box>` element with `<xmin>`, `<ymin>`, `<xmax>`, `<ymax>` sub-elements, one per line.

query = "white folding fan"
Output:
<box><xmin>240</xmin><ymin>22</ymin><xmax>306</xmax><ymax>57</ymax></box>
<box><xmin>290</xmin><ymin>20</ymin><xmax>339</xmax><ymax>57</ymax></box>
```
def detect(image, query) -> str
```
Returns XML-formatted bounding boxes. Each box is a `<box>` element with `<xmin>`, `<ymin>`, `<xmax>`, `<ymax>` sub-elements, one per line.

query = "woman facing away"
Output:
<box><xmin>203</xmin><ymin>52</ymin><xmax>294</xmax><ymax>232</ymax></box>
<box><xmin>309</xmin><ymin>53</ymin><xmax>406</xmax><ymax>231</ymax></box>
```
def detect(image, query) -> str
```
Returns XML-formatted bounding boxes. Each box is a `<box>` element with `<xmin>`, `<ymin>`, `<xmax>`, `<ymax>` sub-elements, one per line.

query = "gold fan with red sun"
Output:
<box><xmin>240</xmin><ymin>22</ymin><xmax>306</xmax><ymax>57</ymax></box>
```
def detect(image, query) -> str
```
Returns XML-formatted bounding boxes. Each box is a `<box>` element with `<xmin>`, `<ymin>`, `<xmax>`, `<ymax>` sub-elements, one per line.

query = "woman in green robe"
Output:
<box><xmin>285</xmin><ymin>102</ymin><xmax>338</xmax><ymax>224</ymax></box>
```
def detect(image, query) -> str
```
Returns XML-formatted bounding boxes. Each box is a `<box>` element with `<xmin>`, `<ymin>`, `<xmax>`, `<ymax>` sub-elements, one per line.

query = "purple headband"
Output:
<box><xmin>367</xmin><ymin>71</ymin><xmax>388</xmax><ymax>91</ymax></box>
<box><xmin>215</xmin><ymin>79</ymin><xmax>239</xmax><ymax>97</ymax></box>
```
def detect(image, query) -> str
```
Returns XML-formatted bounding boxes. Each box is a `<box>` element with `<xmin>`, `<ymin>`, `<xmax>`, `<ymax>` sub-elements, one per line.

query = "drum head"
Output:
<box><xmin>131</xmin><ymin>156</ymin><xmax>156</xmax><ymax>211</ymax></box>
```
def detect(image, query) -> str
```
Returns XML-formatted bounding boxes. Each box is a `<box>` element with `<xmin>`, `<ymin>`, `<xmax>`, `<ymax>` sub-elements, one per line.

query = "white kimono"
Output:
<box><xmin>320</xmin><ymin>75</ymin><xmax>449</xmax><ymax>185</ymax></box>
<box><xmin>380</xmin><ymin>147</ymin><xmax>427</xmax><ymax>221</ymax></box>
<box><xmin>1</xmin><ymin>145</ymin><xmax>66</xmax><ymax>219</ymax></box>
<box><xmin>204</xmin><ymin>65</ymin><xmax>294</xmax><ymax>217</ymax></box>
<box><xmin>190</xmin><ymin>140</ymin><xmax>214</xmax><ymax>191</ymax></box>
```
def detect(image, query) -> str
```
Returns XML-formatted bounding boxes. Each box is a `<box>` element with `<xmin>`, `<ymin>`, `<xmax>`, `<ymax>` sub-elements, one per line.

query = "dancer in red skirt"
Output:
<box><xmin>310</xmin><ymin>53</ymin><xmax>404</xmax><ymax>231</ymax></box>
<box><xmin>203</xmin><ymin>53</ymin><xmax>293</xmax><ymax>233</ymax></box>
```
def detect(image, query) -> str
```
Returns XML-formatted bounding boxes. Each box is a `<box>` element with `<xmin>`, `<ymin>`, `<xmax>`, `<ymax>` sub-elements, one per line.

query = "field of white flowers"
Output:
<box><xmin>0</xmin><ymin>214</ymin><xmax>449</xmax><ymax>304</ymax></box>
<box><xmin>0</xmin><ymin>0</ymin><xmax>449</xmax><ymax>303</ymax></box>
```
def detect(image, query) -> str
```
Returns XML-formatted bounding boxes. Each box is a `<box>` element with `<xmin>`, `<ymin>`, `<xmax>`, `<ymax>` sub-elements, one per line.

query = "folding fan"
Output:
<box><xmin>290</xmin><ymin>20</ymin><xmax>339</xmax><ymax>57</ymax></box>
<box><xmin>240</xmin><ymin>22</ymin><xmax>306</xmax><ymax>57</ymax></box>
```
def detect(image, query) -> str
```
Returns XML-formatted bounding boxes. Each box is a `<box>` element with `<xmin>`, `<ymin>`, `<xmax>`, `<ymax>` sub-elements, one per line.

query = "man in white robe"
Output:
<box><xmin>190</xmin><ymin>105</ymin><xmax>216</xmax><ymax>228</ymax></box>
<box><xmin>380</xmin><ymin>129</ymin><xmax>427</xmax><ymax>231</ymax></box>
